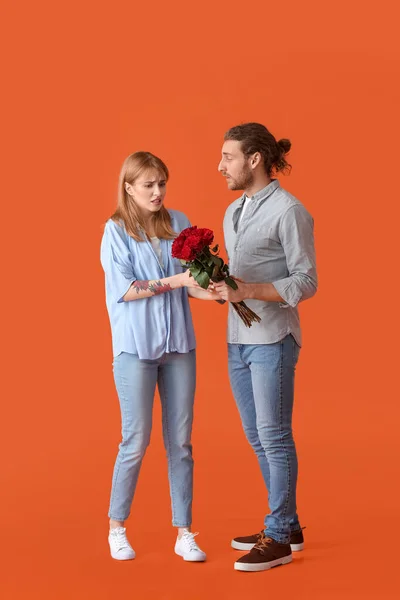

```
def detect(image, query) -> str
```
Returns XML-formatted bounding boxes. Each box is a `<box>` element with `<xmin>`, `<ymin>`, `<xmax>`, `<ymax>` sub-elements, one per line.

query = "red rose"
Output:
<box><xmin>198</xmin><ymin>228</ymin><xmax>214</xmax><ymax>247</ymax></box>
<box><xmin>172</xmin><ymin>226</ymin><xmax>214</xmax><ymax>261</ymax></box>
<box><xmin>184</xmin><ymin>227</ymin><xmax>213</xmax><ymax>253</ymax></box>
<box><xmin>171</xmin><ymin>226</ymin><xmax>194</xmax><ymax>259</ymax></box>
<box><xmin>179</xmin><ymin>242</ymin><xmax>197</xmax><ymax>262</ymax></box>
<box><xmin>171</xmin><ymin>234</ymin><xmax>186</xmax><ymax>257</ymax></box>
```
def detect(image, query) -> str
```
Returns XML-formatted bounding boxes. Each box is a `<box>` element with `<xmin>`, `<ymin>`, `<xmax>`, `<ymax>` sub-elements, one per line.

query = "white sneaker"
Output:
<box><xmin>174</xmin><ymin>530</ymin><xmax>206</xmax><ymax>562</ymax></box>
<box><xmin>108</xmin><ymin>527</ymin><xmax>136</xmax><ymax>560</ymax></box>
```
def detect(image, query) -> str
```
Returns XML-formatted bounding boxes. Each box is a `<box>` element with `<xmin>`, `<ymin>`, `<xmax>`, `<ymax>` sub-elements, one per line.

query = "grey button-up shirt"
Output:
<box><xmin>223</xmin><ymin>179</ymin><xmax>317</xmax><ymax>346</ymax></box>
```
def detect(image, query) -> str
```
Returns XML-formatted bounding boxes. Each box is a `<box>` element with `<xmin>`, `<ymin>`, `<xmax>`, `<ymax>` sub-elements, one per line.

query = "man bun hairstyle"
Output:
<box><xmin>224</xmin><ymin>123</ymin><xmax>292</xmax><ymax>177</ymax></box>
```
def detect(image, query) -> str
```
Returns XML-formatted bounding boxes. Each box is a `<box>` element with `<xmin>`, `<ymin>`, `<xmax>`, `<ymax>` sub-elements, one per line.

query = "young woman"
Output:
<box><xmin>100</xmin><ymin>151</ymin><xmax>218</xmax><ymax>562</ymax></box>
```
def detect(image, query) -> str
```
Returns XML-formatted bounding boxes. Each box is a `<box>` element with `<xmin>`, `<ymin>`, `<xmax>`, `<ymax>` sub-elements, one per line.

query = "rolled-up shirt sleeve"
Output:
<box><xmin>272</xmin><ymin>204</ymin><xmax>318</xmax><ymax>308</ymax></box>
<box><xmin>100</xmin><ymin>220</ymin><xmax>137</xmax><ymax>303</ymax></box>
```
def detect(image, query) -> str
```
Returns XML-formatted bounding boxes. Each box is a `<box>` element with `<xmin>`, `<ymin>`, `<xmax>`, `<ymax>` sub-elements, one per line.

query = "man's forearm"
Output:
<box><xmin>245</xmin><ymin>282</ymin><xmax>284</xmax><ymax>303</ymax></box>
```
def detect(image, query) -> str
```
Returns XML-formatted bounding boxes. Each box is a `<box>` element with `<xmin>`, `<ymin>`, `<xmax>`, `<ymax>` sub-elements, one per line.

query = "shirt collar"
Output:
<box><xmin>233</xmin><ymin>180</ymin><xmax>280</xmax><ymax>231</ymax></box>
<box><xmin>242</xmin><ymin>179</ymin><xmax>280</xmax><ymax>204</ymax></box>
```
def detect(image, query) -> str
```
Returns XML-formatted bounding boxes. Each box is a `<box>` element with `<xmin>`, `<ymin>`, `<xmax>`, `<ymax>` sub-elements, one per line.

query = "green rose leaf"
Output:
<box><xmin>211</xmin><ymin>255</ymin><xmax>224</xmax><ymax>269</ymax></box>
<box><xmin>190</xmin><ymin>264</ymin><xmax>202</xmax><ymax>278</ymax></box>
<box><xmin>195</xmin><ymin>270</ymin><xmax>210</xmax><ymax>289</ymax></box>
<box><xmin>225</xmin><ymin>276</ymin><xmax>238</xmax><ymax>290</ymax></box>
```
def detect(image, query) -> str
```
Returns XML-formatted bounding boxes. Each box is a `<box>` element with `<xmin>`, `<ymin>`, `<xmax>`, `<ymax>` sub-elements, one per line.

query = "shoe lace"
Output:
<box><xmin>254</xmin><ymin>532</ymin><xmax>274</xmax><ymax>555</ymax></box>
<box><xmin>111</xmin><ymin>528</ymin><xmax>131</xmax><ymax>551</ymax></box>
<box><xmin>181</xmin><ymin>531</ymin><xmax>200</xmax><ymax>552</ymax></box>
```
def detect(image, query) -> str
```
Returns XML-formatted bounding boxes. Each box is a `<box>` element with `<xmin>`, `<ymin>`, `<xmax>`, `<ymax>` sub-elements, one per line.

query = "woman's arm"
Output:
<box><xmin>188</xmin><ymin>288</ymin><xmax>223</xmax><ymax>301</ymax></box>
<box><xmin>122</xmin><ymin>270</ymin><xmax>193</xmax><ymax>301</ymax></box>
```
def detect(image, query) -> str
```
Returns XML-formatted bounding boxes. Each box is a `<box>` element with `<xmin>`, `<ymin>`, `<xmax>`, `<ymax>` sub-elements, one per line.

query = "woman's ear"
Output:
<box><xmin>125</xmin><ymin>182</ymin><xmax>133</xmax><ymax>196</ymax></box>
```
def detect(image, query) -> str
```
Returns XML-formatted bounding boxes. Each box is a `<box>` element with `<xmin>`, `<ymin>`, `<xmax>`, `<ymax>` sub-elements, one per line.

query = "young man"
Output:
<box><xmin>214</xmin><ymin>123</ymin><xmax>317</xmax><ymax>572</ymax></box>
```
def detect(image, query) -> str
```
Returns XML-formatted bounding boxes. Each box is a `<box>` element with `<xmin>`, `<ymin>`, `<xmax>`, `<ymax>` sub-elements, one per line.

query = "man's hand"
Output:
<box><xmin>212</xmin><ymin>277</ymin><xmax>285</xmax><ymax>304</ymax></box>
<box><xmin>213</xmin><ymin>277</ymin><xmax>248</xmax><ymax>303</ymax></box>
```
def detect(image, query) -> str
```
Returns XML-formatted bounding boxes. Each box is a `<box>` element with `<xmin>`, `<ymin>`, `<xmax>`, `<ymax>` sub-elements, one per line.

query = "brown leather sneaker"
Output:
<box><xmin>234</xmin><ymin>534</ymin><xmax>292</xmax><ymax>572</ymax></box>
<box><xmin>231</xmin><ymin>528</ymin><xmax>304</xmax><ymax>552</ymax></box>
<box><xmin>289</xmin><ymin>528</ymin><xmax>305</xmax><ymax>552</ymax></box>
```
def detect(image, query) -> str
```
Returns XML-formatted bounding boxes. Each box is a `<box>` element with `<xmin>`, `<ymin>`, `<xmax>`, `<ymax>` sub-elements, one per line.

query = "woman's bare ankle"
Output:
<box><xmin>177</xmin><ymin>526</ymin><xmax>191</xmax><ymax>539</ymax></box>
<box><xmin>110</xmin><ymin>519</ymin><xmax>124</xmax><ymax>530</ymax></box>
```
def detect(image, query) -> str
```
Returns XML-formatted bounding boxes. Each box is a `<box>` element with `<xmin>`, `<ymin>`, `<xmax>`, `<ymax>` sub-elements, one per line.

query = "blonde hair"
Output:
<box><xmin>110</xmin><ymin>151</ymin><xmax>176</xmax><ymax>241</ymax></box>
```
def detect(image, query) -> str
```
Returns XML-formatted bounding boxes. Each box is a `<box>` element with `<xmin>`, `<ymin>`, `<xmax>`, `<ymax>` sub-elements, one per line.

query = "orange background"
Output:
<box><xmin>1</xmin><ymin>1</ymin><xmax>399</xmax><ymax>598</ymax></box>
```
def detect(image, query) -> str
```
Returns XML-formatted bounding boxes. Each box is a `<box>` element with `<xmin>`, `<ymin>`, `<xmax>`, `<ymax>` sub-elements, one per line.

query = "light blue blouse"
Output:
<box><xmin>100</xmin><ymin>210</ymin><xmax>196</xmax><ymax>359</ymax></box>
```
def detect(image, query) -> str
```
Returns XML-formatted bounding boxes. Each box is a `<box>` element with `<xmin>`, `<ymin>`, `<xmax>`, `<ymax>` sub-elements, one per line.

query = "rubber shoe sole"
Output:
<box><xmin>110</xmin><ymin>548</ymin><xmax>135</xmax><ymax>560</ymax></box>
<box><xmin>175</xmin><ymin>549</ymin><xmax>206</xmax><ymax>562</ymax></box>
<box><xmin>174</xmin><ymin>547</ymin><xmax>206</xmax><ymax>562</ymax></box>
<box><xmin>234</xmin><ymin>554</ymin><xmax>292</xmax><ymax>572</ymax></box>
<box><xmin>231</xmin><ymin>540</ymin><xmax>304</xmax><ymax>552</ymax></box>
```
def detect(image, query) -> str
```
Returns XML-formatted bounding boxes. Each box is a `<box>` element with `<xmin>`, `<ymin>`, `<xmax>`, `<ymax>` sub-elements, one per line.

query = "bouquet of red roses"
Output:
<box><xmin>172</xmin><ymin>226</ymin><xmax>261</xmax><ymax>328</ymax></box>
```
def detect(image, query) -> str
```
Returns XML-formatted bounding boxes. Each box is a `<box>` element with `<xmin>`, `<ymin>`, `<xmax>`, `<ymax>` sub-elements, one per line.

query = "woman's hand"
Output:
<box><xmin>176</xmin><ymin>269</ymin><xmax>202</xmax><ymax>288</ymax></box>
<box><xmin>188</xmin><ymin>287</ymin><xmax>222</xmax><ymax>301</ymax></box>
<box><xmin>177</xmin><ymin>270</ymin><xmax>222</xmax><ymax>300</ymax></box>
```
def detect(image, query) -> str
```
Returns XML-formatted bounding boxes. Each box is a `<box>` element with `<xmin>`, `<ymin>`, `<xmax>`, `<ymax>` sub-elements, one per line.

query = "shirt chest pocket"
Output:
<box><xmin>243</xmin><ymin>226</ymin><xmax>278</xmax><ymax>256</ymax></box>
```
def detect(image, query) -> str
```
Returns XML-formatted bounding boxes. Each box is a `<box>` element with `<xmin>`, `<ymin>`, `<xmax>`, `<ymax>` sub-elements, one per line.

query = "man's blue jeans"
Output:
<box><xmin>228</xmin><ymin>335</ymin><xmax>302</xmax><ymax>544</ymax></box>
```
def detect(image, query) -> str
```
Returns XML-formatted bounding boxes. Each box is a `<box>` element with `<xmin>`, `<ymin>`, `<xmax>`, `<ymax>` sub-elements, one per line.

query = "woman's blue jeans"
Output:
<box><xmin>108</xmin><ymin>350</ymin><xmax>196</xmax><ymax>527</ymax></box>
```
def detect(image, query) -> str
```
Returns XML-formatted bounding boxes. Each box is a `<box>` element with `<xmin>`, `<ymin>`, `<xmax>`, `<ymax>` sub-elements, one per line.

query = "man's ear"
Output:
<box><xmin>250</xmin><ymin>153</ymin><xmax>261</xmax><ymax>169</ymax></box>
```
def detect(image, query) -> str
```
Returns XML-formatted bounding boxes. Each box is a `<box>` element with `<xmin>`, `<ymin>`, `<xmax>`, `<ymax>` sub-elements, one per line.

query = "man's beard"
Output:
<box><xmin>229</xmin><ymin>166</ymin><xmax>254</xmax><ymax>191</ymax></box>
